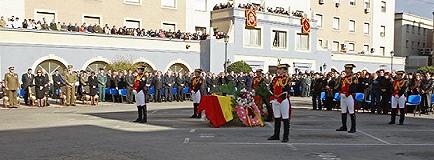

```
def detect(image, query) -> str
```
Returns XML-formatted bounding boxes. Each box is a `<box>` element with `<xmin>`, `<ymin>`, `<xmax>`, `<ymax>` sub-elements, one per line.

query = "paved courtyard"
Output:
<box><xmin>0</xmin><ymin>97</ymin><xmax>434</xmax><ymax>160</ymax></box>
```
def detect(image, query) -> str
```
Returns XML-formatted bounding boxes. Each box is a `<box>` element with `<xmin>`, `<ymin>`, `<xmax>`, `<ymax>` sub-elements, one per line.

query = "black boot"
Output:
<box><xmin>140</xmin><ymin>105</ymin><xmax>147</xmax><ymax>123</ymax></box>
<box><xmin>348</xmin><ymin>114</ymin><xmax>356</xmax><ymax>133</ymax></box>
<box><xmin>133</xmin><ymin>106</ymin><xmax>142</xmax><ymax>122</ymax></box>
<box><xmin>389</xmin><ymin>108</ymin><xmax>396</xmax><ymax>124</ymax></box>
<box><xmin>398</xmin><ymin>108</ymin><xmax>405</xmax><ymax>125</ymax></box>
<box><xmin>282</xmin><ymin>119</ymin><xmax>290</xmax><ymax>143</ymax></box>
<box><xmin>268</xmin><ymin>118</ymin><xmax>281</xmax><ymax>140</ymax></box>
<box><xmin>336</xmin><ymin>113</ymin><xmax>347</xmax><ymax>131</ymax></box>
<box><xmin>190</xmin><ymin>103</ymin><xmax>198</xmax><ymax>118</ymax></box>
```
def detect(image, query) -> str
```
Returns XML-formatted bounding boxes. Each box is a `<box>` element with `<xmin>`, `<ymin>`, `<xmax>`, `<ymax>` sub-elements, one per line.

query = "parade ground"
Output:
<box><xmin>1</xmin><ymin>97</ymin><xmax>434</xmax><ymax>160</ymax></box>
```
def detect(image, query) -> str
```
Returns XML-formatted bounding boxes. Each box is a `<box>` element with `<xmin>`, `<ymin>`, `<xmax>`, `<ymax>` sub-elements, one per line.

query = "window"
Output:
<box><xmin>349</xmin><ymin>0</ymin><xmax>356</xmax><ymax>6</ymax></box>
<box><xmin>272</xmin><ymin>30</ymin><xmax>287</xmax><ymax>49</ymax></box>
<box><xmin>332</xmin><ymin>41</ymin><xmax>340</xmax><ymax>52</ymax></box>
<box><xmin>418</xmin><ymin>26</ymin><xmax>421</xmax><ymax>35</ymax></box>
<box><xmin>423</xmin><ymin>43</ymin><xmax>426</xmax><ymax>48</ymax></box>
<box><xmin>417</xmin><ymin>42</ymin><xmax>420</xmax><ymax>48</ymax></box>
<box><xmin>363</xmin><ymin>23</ymin><xmax>369</xmax><ymax>34</ymax></box>
<box><xmin>195</xmin><ymin>0</ymin><xmax>207</xmax><ymax>11</ymax></box>
<box><xmin>125</xmin><ymin>20</ymin><xmax>140</xmax><ymax>28</ymax></box>
<box><xmin>315</xmin><ymin>14</ymin><xmax>323</xmax><ymax>28</ymax></box>
<box><xmin>35</xmin><ymin>11</ymin><xmax>55</xmax><ymax>22</ymax></box>
<box><xmin>162</xmin><ymin>23</ymin><xmax>176</xmax><ymax>31</ymax></box>
<box><xmin>348</xmin><ymin>43</ymin><xmax>355</xmax><ymax>51</ymax></box>
<box><xmin>83</xmin><ymin>16</ymin><xmax>100</xmax><ymax>25</ymax></box>
<box><xmin>406</xmin><ymin>24</ymin><xmax>409</xmax><ymax>33</ymax></box>
<box><xmin>363</xmin><ymin>45</ymin><xmax>369</xmax><ymax>53</ymax></box>
<box><xmin>318</xmin><ymin>39</ymin><xmax>323</xmax><ymax>49</ymax></box>
<box><xmin>244</xmin><ymin>28</ymin><xmax>261</xmax><ymax>47</ymax></box>
<box><xmin>411</xmin><ymin>41</ymin><xmax>414</xmax><ymax>49</ymax></box>
<box><xmin>296</xmin><ymin>34</ymin><xmax>309</xmax><ymax>50</ymax></box>
<box><xmin>381</xmin><ymin>1</ymin><xmax>386</xmax><ymax>12</ymax></box>
<box><xmin>423</xmin><ymin>28</ymin><xmax>426</xmax><ymax>36</ymax></box>
<box><xmin>349</xmin><ymin>20</ymin><xmax>355</xmax><ymax>32</ymax></box>
<box><xmin>124</xmin><ymin>0</ymin><xmax>141</xmax><ymax>5</ymax></box>
<box><xmin>333</xmin><ymin>17</ymin><xmax>340</xmax><ymax>30</ymax></box>
<box><xmin>380</xmin><ymin>26</ymin><xmax>385</xmax><ymax>37</ymax></box>
<box><xmin>161</xmin><ymin>0</ymin><xmax>176</xmax><ymax>8</ymax></box>
<box><xmin>412</xmin><ymin>25</ymin><xmax>415</xmax><ymax>33</ymax></box>
<box><xmin>380</xmin><ymin>47</ymin><xmax>385</xmax><ymax>56</ymax></box>
<box><xmin>195</xmin><ymin>26</ymin><xmax>206</xmax><ymax>34</ymax></box>
<box><xmin>406</xmin><ymin>40</ymin><xmax>409</xmax><ymax>48</ymax></box>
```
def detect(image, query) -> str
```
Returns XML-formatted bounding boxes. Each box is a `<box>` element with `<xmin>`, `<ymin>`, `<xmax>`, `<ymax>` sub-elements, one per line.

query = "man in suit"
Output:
<box><xmin>97</xmin><ymin>69</ymin><xmax>107</xmax><ymax>102</ymax></box>
<box><xmin>163</xmin><ymin>72</ymin><xmax>175</xmax><ymax>102</ymax></box>
<box><xmin>175</xmin><ymin>72</ymin><xmax>185</xmax><ymax>102</ymax></box>
<box><xmin>153</xmin><ymin>72</ymin><xmax>163</xmax><ymax>103</ymax></box>
<box><xmin>4</xmin><ymin>66</ymin><xmax>20</xmax><ymax>108</ymax></box>
<box><xmin>21</xmin><ymin>68</ymin><xmax>35</xmax><ymax>105</ymax></box>
<box><xmin>126</xmin><ymin>70</ymin><xmax>135</xmax><ymax>104</ymax></box>
<box><xmin>52</xmin><ymin>70</ymin><xmax>63</xmax><ymax>99</ymax></box>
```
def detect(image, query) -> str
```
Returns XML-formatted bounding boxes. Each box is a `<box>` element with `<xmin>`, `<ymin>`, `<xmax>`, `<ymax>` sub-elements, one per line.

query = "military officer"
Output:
<box><xmin>268</xmin><ymin>64</ymin><xmax>291</xmax><ymax>143</ymax></box>
<box><xmin>133</xmin><ymin>65</ymin><xmax>148</xmax><ymax>123</ymax></box>
<box><xmin>336</xmin><ymin>64</ymin><xmax>357</xmax><ymax>133</ymax></box>
<box><xmin>389</xmin><ymin>71</ymin><xmax>408</xmax><ymax>125</ymax></box>
<box><xmin>190</xmin><ymin>69</ymin><xmax>204</xmax><ymax>118</ymax></box>
<box><xmin>97</xmin><ymin>68</ymin><xmax>107</xmax><ymax>102</ymax></box>
<box><xmin>4</xmin><ymin>66</ymin><xmax>20</xmax><ymax>108</ymax></box>
<box><xmin>64</xmin><ymin>65</ymin><xmax>77</xmax><ymax>106</ymax></box>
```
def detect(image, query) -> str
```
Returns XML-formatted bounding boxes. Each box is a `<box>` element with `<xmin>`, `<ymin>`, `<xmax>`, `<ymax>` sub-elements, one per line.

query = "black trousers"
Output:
<box><xmin>176</xmin><ymin>86</ymin><xmax>184</xmax><ymax>101</ymax></box>
<box><xmin>23</xmin><ymin>87</ymin><xmax>30</xmax><ymax>105</ymax></box>
<box><xmin>154</xmin><ymin>88</ymin><xmax>161</xmax><ymax>102</ymax></box>
<box><xmin>380</xmin><ymin>92</ymin><xmax>390</xmax><ymax>114</ymax></box>
<box><xmin>312</xmin><ymin>93</ymin><xmax>321</xmax><ymax>110</ymax></box>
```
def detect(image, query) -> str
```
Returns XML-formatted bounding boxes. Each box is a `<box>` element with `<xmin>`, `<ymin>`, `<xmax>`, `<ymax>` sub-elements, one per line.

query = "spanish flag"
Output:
<box><xmin>197</xmin><ymin>96</ymin><xmax>233</xmax><ymax>128</ymax></box>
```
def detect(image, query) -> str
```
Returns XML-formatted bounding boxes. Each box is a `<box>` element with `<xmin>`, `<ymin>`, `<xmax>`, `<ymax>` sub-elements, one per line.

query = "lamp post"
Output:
<box><xmin>390</xmin><ymin>51</ymin><xmax>394</xmax><ymax>72</ymax></box>
<box><xmin>322</xmin><ymin>63</ymin><xmax>327</xmax><ymax>72</ymax></box>
<box><xmin>224</xmin><ymin>35</ymin><xmax>229</xmax><ymax>73</ymax></box>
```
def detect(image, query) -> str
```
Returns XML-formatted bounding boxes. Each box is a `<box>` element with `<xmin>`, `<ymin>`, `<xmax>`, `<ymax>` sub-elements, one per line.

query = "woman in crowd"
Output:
<box><xmin>34</xmin><ymin>70</ymin><xmax>48</xmax><ymax>107</ymax></box>
<box><xmin>88</xmin><ymin>71</ymin><xmax>98</xmax><ymax>105</ymax></box>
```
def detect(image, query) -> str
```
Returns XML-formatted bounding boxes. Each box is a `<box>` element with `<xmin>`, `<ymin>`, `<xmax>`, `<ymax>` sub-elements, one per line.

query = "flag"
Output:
<box><xmin>197</xmin><ymin>96</ymin><xmax>233</xmax><ymax>128</ymax></box>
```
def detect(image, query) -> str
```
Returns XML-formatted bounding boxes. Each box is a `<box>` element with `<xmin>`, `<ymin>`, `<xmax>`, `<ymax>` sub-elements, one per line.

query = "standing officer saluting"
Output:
<box><xmin>389</xmin><ymin>71</ymin><xmax>408</xmax><ymax>125</ymax></box>
<box><xmin>4</xmin><ymin>66</ymin><xmax>20</xmax><ymax>108</ymax></box>
<box><xmin>336</xmin><ymin>64</ymin><xmax>357</xmax><ymax>133</ymax></box>
<box><xmin>268</xmin><ymin>64</ymin><xmax>292</xmax><ymax>143</ymax></box>
<box><xmin>133</xmin><ymin>65</ymin><xmax>148</xmax><ymax>123</ymax></box>
<box><xmin>190</xmin><ymin>69</ymin><xmax>203</xmax><ymax>118</ymax></box>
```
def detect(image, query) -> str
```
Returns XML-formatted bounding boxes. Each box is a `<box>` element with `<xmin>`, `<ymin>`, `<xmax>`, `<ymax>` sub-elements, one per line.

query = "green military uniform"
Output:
<box><xmin>4</xmin><ymin>68</ymin><xmax>20</xmax><ymax>107</ymax></box>
<box><xmin>64</xmin><ymin>65</ymin><xmax>77</xmax><ymax>106</ymax></box>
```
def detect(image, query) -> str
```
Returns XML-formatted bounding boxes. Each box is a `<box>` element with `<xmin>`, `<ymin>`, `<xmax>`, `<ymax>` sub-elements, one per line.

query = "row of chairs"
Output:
<box><xmin>319</xmin><ymin>92</ymin><xmax>432</xmax><ymax>116</ymax></box>
<box><xmin>103</xmin><ymin>87</ymin><xmax>191</xmax><ymax>103</ymax></box>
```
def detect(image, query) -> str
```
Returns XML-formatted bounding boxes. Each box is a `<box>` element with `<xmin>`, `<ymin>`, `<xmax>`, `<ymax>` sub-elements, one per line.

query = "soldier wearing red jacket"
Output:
<box><xmin>389</xmin><ymin>71</ymin><xmax>408</xmax><ymax>125</ymax></box>
<box><xmin>268</xmin><ymin>64</ymin><xmax>291</xmax><ymax>143</ymax></box>
<box><xmin>190</xmin><ymin>69</ymin><xmax>204</xmax><ymax>118</ymax></box>
<box><xmin>336</xmin><ymin>64</ymin><xmax>358</xmax><ymax>133</ymax></box>
<box><xmin>133</xmin><ymin>65</ymin><xmax>148</xmax><ymax>123</ymax></box>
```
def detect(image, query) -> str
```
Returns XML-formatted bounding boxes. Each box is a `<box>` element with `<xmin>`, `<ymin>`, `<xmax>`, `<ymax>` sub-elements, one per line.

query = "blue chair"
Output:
<box><xmin>355</xmin><ymin>93</ymin><xmax>365</xmax><ymax>102</ymax></box>
<box><xmin>431</xmin><ymin>94</ymin><xmax>434</xmax><ymax>113</ymax></box>
<box><xmin>118</xmin><ymin>89</ymin><xmax>127</xmax><ymax>103</ymax></box>
<box><xmin>406</xmin><ymin>95</ymin><xmax>422</xmax><ymax>116</ymax></box>
<box><xmin>172</xmin><ymin>87</ymin><xmax>177</xmax><ymax>95</ymax></box>
<box><xmin>105</xmin><ymin>88</ymin><xmax>111</xmax><ymax>95</ymax></box>
<box><xmin>333</xmin><ymin>93</ymin><xmax>340</xmax><ymax>102</ymax></box>
<box><xmin>149</xmin><ymin>86</ymin><xmax>155</xmax><ymax>96</ymax></box>
<box><xmin>18</xmin><ymin>88</ymin><xmax>25</xmax><ymax>98</ymax></box>
<box><xmin>320</xmin><ymin>92</ymin><xmax>326</xmax><ymax>101</ymax></box>
<box><xmin>183</xmin><ymin>87</ymin><xmax>190</xmax><ymax>94</ymax></box>
<box><xmin>110</xmin><ymin>88</ymin><xmax>118</xmax><ymax>102</ymax></box>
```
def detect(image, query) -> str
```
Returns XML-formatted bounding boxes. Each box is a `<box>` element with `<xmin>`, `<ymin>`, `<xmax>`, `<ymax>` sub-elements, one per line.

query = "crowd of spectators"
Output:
<box><xmin>0</xmin><ymin>16</ymin><xmax>209</xmax><ymax>40</ymax></box>
<box><xmin>212</xmin><ymin>2</ymin><xmax>304</xmax><ymax>17</ymax></box>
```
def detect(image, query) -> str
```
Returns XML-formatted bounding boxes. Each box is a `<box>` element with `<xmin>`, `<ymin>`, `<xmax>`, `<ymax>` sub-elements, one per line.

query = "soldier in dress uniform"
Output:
<box><xmin>190</xmin><ymin>69</ymin><xmax>204</xmax><ymax>118</ymax></box>
<box><xmin>389</xmin><ymin>71</ymin><xmax>408</xmax><ymax>125</ymax></box>
<box><xmin>133</xmin><ymin>65</ymin><xmax>148</xmax><ymax>123</ymax></box>
<box><xmin>252</xmin><ymin>69</ymin><xmax>273</xmax><ymax>122</ymax></box>
<box><xmin>336</xmin><ymin>64</ymin><xmax>358</xmax><ymax>133</ymax></box>
<box><xmin>64</xmin><ymin>65</ymin><xmax>77</xmax><ymax>106</ymax></box>
<box><xmin>4</xmin><ymin>66</ymin><xmax>20</xmax><ymax>108</ymax></box>
<box><xmin>97</xmin><ymin>68</ymin><xmax>107</xmax><ymax>102</ymax></box>
<box><xmin>268</xmin><ymin>64</ymin><xmax>292</xmax><ymax>143</ymax></box>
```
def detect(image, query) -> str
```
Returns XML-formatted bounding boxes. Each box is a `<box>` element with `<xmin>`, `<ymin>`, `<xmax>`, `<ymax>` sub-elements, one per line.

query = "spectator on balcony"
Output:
<box><xmin>49</xmin><ymin>20</ymin><xmax>57</xmax><ymax>31</ymax></box>
<box><xmin>27</xmin><ymin>19</ymin><xmax>36</xmax><ymax>29</ymax></box>
<box><xmin>56</xmin><ymin>22</ymin><xmax>61</xmax><ymax>31</ymax></box>
<box><xmin>103</xmin><ymin>24</ymin><xmax>110</xmax><ymax>34</ymax></box>
<box><xmin>22</xmin><ymin>19</ymin><xmax>28</xmax><ymax>29</ymax></box>
<box><xmin>87</xmin><ymin>24</ymin><xmax>95</xmax><ymax>33</ymax></box>
<box><xmin>110</xmin><ymin>25</ymin><xmax>117</xmax><ymax>34</ymax></box>
<box><xmin>60</xmin><ymin>22</ymin><xmax>68</xmax><ymax>31</ymax></box>
<box><xmin>41</xmin><ymin>21</ymin><xmax>49</xmax><ymax>30</ymax></box>
<box><xmin>94</xmin><ymin>24</ymin><xmax>103</xmax><ymax>33</ymax></box>
<box><xmin>0</xmin><ymin>16</ymin><xmax>6</xmax><ymax>27</ymax></box>
<box><xmin>79</xmin><ymin>23</ymin><xmax>86</xmax><ymax>32</ymax></box>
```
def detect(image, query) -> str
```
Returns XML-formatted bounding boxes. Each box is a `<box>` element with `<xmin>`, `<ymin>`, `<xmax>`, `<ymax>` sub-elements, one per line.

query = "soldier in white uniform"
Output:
<box><xmin>190</xmin><ymin>69</ymin><xmax>203</xmax><ymax>118</ymax></box>
<box><xmin>389</xmin><ymin>71</ymin><xmax>408</xmax><ymax>125</ymax></box>
<box><xmin>336</xmin><ymin>64</ymin><xmax>357</xmax><ymax>133</ymax></box>
<box><xmin>133</xmin><ymin>65</ymin><xmax>148</xmax><ymax>123</ymax></box>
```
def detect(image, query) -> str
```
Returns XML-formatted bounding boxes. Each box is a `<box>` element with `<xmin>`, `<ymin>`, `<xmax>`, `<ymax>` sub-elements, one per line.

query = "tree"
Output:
<box><xmin>106</xmin><ymin>57</ymin><xmax>138</xmax><ymax>72</ymax></box>
<box><xmin>227</xmin><ymin>61</ymin><xmax>252</xmax><ymax>73</ymax></box>
<box><xmin>417</xmin><ymin>66</ymin><xmax>434</xmax><ymax>74</ymax></box>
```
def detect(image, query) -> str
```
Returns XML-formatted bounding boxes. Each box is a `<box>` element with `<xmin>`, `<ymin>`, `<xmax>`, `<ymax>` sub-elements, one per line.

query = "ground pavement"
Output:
<box><xmin>0</xmin><ymin>97</ymin><xmax>434</xmax><ymax>160</ymax></box>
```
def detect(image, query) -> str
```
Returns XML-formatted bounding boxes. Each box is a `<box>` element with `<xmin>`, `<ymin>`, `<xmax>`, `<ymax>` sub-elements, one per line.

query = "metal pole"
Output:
<box><xmin>224</xmin><ymin>42</ymin><xmax>228</xmax><ymax>73</ymax></box>
<box><xmin>391</xmin><ymin>55</ymin><xmax>393</xmax><ymax>72</ymax></box>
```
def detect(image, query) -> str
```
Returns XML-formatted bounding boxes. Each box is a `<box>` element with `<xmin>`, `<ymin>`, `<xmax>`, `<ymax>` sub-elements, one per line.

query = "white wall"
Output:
<box><xmin>185</xmin><ymin>0</ymin><xmax>227</xmax><ymax>33</ymax></box>
<box><xmin>371</xmin><ymin>0</ymin><xmax>395</xmax><ymax>56</ymax></box>
<box><xmin>0</xmin><ymin>0</ymin><xmax>25</xmax><ymax>18</ymax></box>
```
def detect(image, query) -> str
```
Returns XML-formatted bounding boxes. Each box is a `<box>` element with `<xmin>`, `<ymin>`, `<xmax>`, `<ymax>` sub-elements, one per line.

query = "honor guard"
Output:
<box><xmin>64</xmin><ymin>65</ymin><xmax>77</xmax><ymax>106</ymax></box>
<box><xmin>190</xmin><ymin>69</ymin><xmax>204</xmax><ymax>118</ymax></box>
<box><xmin>336</xmin><ymin>64</ymin><xmax>357</xmax><ymax>133</ymax></box>
<box><xmin>133</xmin><ymin>65</ymin><xmax>148</xmax><ymax>123</ymax></box>
<box><xmin>389</xmin><ymin>71</ymin><xmax>408</xmax><ymax>125</ymax></box>
<box><xmin>268</xmin><ymin>64</ymin><xmax>291</xmax><ymax>143</ymax></box>
<box><xmin>4</xmin><ymin>66</ymin><xmax>20</xmax><ymax>108</ymax></box>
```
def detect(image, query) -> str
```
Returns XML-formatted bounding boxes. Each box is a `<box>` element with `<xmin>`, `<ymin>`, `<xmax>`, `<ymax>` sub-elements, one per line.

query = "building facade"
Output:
<box><xmin>394</xmin><ymin>12</ymin><xmax>433</xmax><ymax>71</ymax></box>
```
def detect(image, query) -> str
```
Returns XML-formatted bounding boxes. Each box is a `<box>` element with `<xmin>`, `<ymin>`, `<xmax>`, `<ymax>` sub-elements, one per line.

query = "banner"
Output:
<box><xmin>245</xmin><ymin>9</ymin><xmax>257</xmax><ymax>28</ymax></box>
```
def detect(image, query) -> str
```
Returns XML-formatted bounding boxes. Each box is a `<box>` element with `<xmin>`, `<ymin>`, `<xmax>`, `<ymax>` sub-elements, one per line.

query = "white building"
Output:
<box><xmin>371</xmin><ymin>0</ymin><xmax>395</xmax><ymax>56</ymax></box>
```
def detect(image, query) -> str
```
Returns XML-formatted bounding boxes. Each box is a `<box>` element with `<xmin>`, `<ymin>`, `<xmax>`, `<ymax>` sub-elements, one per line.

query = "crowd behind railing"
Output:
<box><xmin>213</xmin><ymin>2</ymin><xmax>305</xmax><ymax>17</ymax></box>
<box><xmin>1</xmin><ymin>65</ymin><xmax>433</xmax><ymax>116</ymax></box>
<box><xmin>0</xmin><ymin>16</ymin><xmax>213</xmax><ymax>40</ymax></box>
